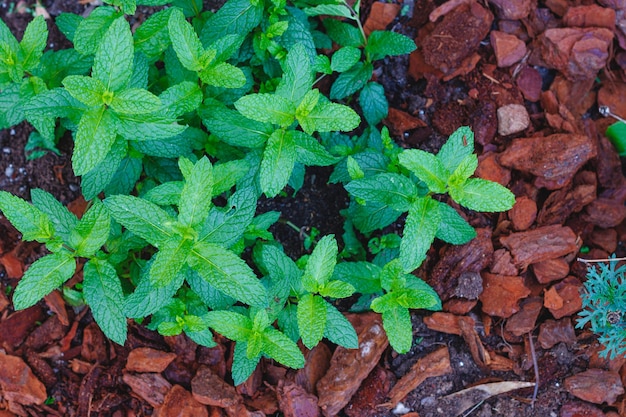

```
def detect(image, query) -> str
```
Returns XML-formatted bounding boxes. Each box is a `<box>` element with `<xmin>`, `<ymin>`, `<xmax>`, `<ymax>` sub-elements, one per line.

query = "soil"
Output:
<box><xmin>2</xmin><ymin>0</ymin><xmax>626</xmax><ymax>417</ymax></box>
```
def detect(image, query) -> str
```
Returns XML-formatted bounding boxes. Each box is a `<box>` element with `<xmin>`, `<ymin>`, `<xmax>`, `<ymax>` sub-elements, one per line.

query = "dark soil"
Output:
<box><xmin>2</xmin><ymin>0</ymin><xmax>626</xmax><ymax>416</ymax></box>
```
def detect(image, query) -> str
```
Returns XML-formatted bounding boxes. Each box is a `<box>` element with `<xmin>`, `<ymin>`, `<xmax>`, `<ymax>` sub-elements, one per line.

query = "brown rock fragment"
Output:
<box><xmin>277</xmin><ymin>382</ymin><xmax>320</xmax><ymax>417</ymax></box>
<box><xmin>536</xmin><ymin>171</ymin><xmax>597</xmax><ymax>226</ymax></box>
<box><xmin>488</xmin><ymin>0</ymin><xmax>532</xmax><ymax>19</ymax></box>
<box><xmin>538</xmin><ymin>318</ymin><xmax>577</xmax><ymax>349</ymax></box>
<box><xmin>0</xmin><ymin>351</ymin><xmax>47</xmax><ymax>406</ymax></box>
<box><xmin>500</xmin><ymin>225</ymin><xmax>578</xmax><ymax>270</ymax></box>
<box><xmin>316</xmin><ymin>314</ymin><xmax>389</xmax><ymax>417</ymax></box>
<box><xmin>497</xmin><ymin>104</ymin><xmax>530</xmax><ymax>136</ymax></box>
<box><xmin>491</xmin><ymin>31</ymin><xmax>527</xmax><ymax>68</ymax></box>
<box><xmin>479</xmin><ymin>272</ymin><xmax>531</xmax><ymax>318</ymax></box>
<box><xmin>156</xmin><ymin>385</ymin><xmax>208</xmax><ymax>417</ymax></box>
<box><xmin>583</xmin><ymin>198</ymin><xmax>626</xmax><ymax>228</ymax></box>
<box><xmin>476</xmin><ymin>153</ymin><xmax>511</xmax><ymax>186</ymax></box>
<box><xmin>589</xmin><ymin>228</ymin><xmax>618</xmax><ymax>253</ymax></box>
<box><xmin>563</xmin><ymin>5</ymin><xmax>616</xmax><ymax>30</ymax></box>
<box><xmin>516</xmin><ymin>66</ymin><xmax>542</xmax><ymax>102</ymax></box>
<box><xmin>126</xmin><ymin>348</ymin><xmax>177</xmax><ymax>373</ymax></box>
<box><xmin>498</xmin><ymin>134</ymin><xmax>596</xmax><ymax>190</ymax></box>
<box><xmin>532</xmin><ymin>257</ymin><xmax>570</xmax><ymax>284</ymax></box>
<box><xmin>545</xmin><ymin>277</ymin><xmax>583</xmax><ymax>319</ymax></box>
<box><xmin>509</xmin><ymin>196</ymin><xmax>537</xmax><ymax>231</ymax></box>
<box><xmin>564</xmin><ymin>369</ymin><xmax>625</xmax><ymax>404</ymax></box>
<box><xmin>122</xmin><ymin>372</ymin><xmax>172</xmax><ymax>408</ymax></box>
<box><xmin>560</xmin><ymin>401</ymin><xmax>606</xmax><ymax>417</ymax></box>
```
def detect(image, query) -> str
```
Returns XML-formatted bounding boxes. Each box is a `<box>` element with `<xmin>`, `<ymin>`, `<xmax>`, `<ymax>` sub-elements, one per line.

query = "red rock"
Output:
<box><xmin>316</xmin><ymin>313</ymin><xmax>389</xmax><ymax>417</ymax></box>
<box><xmin>498</xmin><ymin>134</ymin><xmax>596</xmax><ymax>190</ymax></box>
<box><xmin>155</xmin><ymin>385</ymin><xmax>208</xmax><ymax>417</ymax></box>
<box><xmin>500</xmin><ymin>225</ymin><xmax>578</xmax><ymax>270</ymax></box>
<box><xmin>488</xmin><ymin>0</ymin><xmax>532</xmax><ymax>19</ymax></box>
<box><xmin>538</xmin><ymin>318</ymin><xmax>576</xmax><ymax>349</ymax></box>
<box><xmin>479</xmin><ymin>272</ymin><xmax>531</xmax><ymax>318</ymax></box>
<box><xmin>505</xmin><ymin>297</ymin><xmax>543</xmax><ymax>336</ymax></box>
<box><xmin>539</xmin><ymin>28</ymin><xmax>614</xmax><ymax>81</ymax></box>
<box><xmin>470</xmin><ymin>100</ymin><xmax>497</xmax><ymax>146</ymax></box>
<box><xmin>516</xmin><ymin>66</ymin><xmax>542</xmax><ymax>102</ymax></box>
<box><xmin>509</xmin><ymin>196</ymin><xmax>537</xmax><ymax>231</ymax></box>
<box><xmin>476</xmin><ymin>152</ymin><xmax>511</xmax><ymax>186</ymax></box>
<box><xmin>490</xmin><ymin>31</ymin><xmax>527</xmax><ymax>68</ymax></box>
<box><xmin>122</xmin><ymin>372</ymin><xmax>172</xmax><ymax>408</ymax></box>
<box><xmin>564</xmin><ymin>369</ymin><xmax>625</xmax><ymax>404</ymax></box>
<box><xmin>563</xmin><ymin>5</ymin><xmax>616</xmax><ymax>30</ymax></box>
<box><xmin>0</xmin><ymin>351</ymin><xmax>47</xmax><ymax>406</ymax></box>
<box><xmin>126</xmin><ymin>348</ymin><xmax>177</xmax><ymax>373</ymax></box>
<box><xmin>545</xmin><ymin>277</ymin><xmax>583</xmax><ymax>319</ymax></box>
<box><xmin>532</xmin><ymin>257</ymin><xmax>570</xmax><ymax>284</ymax></box>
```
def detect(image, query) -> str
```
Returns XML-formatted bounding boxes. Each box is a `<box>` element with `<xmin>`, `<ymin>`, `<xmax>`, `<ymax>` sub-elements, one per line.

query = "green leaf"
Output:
<box><xmin>150</xmin><ymin>237</ymin><xmax>193</xmax><ymax>287</ymax></box>
<box><xmin>179</xmin><ymin>156</ymin><xmax>213</xmax><ymax>228</ymax></box>
<box><xmin>199</xmin><ymin>187</ymin><xmax>257</xmax><ymax>247</ymax></box>
<box><xmin>134</xmin><ymin>8</ymin><xmax>173</xmax><ymax>60</ymax></box>
<box><xmin>437</xmin><ymin>126</ymin><xmax>474</xmax><ymax>173</ymax></box>
<box><xmin>313</xmin><ymin>54</ymin><xmax>331</xmax><ymax>75</ymax></box>
<box><xmin>73</xmin><ymin>106</ymin><xmax>117</xmax><ymax>176</ymax></box>
<box><xmin>295</xmin><ymin>89</ymin><xmax>320</xmax><ymax>120</ymax></box>
<box><xmin>0</xmin><ymin>191</ymin><xmax>54</xmax><ymax>242</ymax></box>
<box><xmin>201</xmin><ymin>104</ymin><xmax>271</xmax><ymax>148</ymax></box>
<box><xmin>259</xmin><ymin>129</ymin><xmax>297</xmax><ymax>197</ymax></box>
<box><xmin>359</xmin><ymin>82</ymin><xmax>388</xmax><ymax>125</ymax></box>
<box><xmin>31</xmin><ymin>189</ymin><xmax>78</xmax><ymax>241</ymax></box>
<box><xmin>348</xmin><ymin>200</ymin><xmax>402</xmax><ymax>234</ymax></box>
<box><xmin>124</xmin><ymin>261</ymin><xmax>185</xmax><ymax>318</ymax></box>
<box><xmin>105</xmin><ymin>195</ymin><xmax>176</xmax><ymax>245</ymax></box>
<box><xmin>262</xmin><ymin>327</ymin><xmax>305</xmax><ymax>368</ymax></box>
<box><xmin>19</xmin><ymin>15</ymin><xmax>48</xmax><ymax>71</ymax></box>
<box><xmin>365</xmin><ymin>31</ymin><xmax>416</xmax><ymax>61</ymax></box>
<box><xmin>81</xmin><ymin>137</ymin><xmax>127</xmax><ymax>200</ymax></box>
<box><xmin>400</xmin><ymin>196</ymin><xmax>441</xmax><ymax>272</ymax></box>
<box><xmin>187</xmin><ymin>269</ymin><xmax>235</xmax><ymax>310</ymax></box>
<box><xmin>398</xmin><ymin>149</ymin><xmax>448</xmax><ymax>194</ymax></box>
<box><xmin>448</xmin><ymin>153</ymin><xmax>478</xmax><ymax>187</ymax></box>
<box><xmin>110</xmin><ymin>88</ymin><xmax>161</xmax><ymax>115</ymax></box>
<box><xmin>298</xmin><ymin>101</ymin><xmax>360</xmax><ymax>135</ymax></box>
<box><xmin>199</xmin><ymin>0</ymin><xmax>263</xmax><ymax>46</ymax></box>
<box><xmin>381</xmin><ymin>306</ymin><xmax>412</xmax><ymax>353</ymax></box>
<box><xmin>319</xmin><ymin>280</ymin><xmax>355</xmax><ymax>299</ymax></box>
<box><xmin>276</xmin><ymin>43</ymin><xmax>313</xmax><ymax>105</ymax></box>
<box><xmin>0</xmin><ymin>17</ymin><xmax>19</xmax><ymax>52</ymax></box>
<box><xmin>70</xmin><ymin>199</ymin><xmax>110</xmax><ymax>256</ymax></box>
<box><xmin>333</xmin><ymin>261</ymin><xmax>382</xmax><ymax>294</ymax></box>
<box><xmin>345</xmin><ymin>173</ymin><xmax>417</xmax><ymax>212</ymax></box>
<box><xmin>93</xmin><ymin>17</ymin><xmax>134</xmax><ymax>92</ymax></box>
<box><xmin>189</xmin><ymin>241</ymin><xmax>267</xmax><ymax>307</ymax></box>
<box><xmin>213</xmin><ymin>159</ymin><xmax>249</xmax><ymax>195</ymax></box>
<box><xmin>168</xmin><ymin>8</ymin><xmax>206</xmax><ymax>72</ymax></box>
<box><xmin>235</xmin><ymin>94</ymin><xmax>296</xmax><ymax>127</ymax></box>
<box><xmin>302</xmin><ymin>235</ymin><xmax>337</xmax><ymax>292</ymax></box>
<box><xmin>199</xmin><ymin>62</ymin><xmax>246</xmax><ymax>88</ymax></box>
<box><xmin>160</xmin><ymin>81</ymin><xmax>202</xmax><ymax>118</ymax></box>
<box><xmin>304</xmin><ymin>4</ymin><xmax>354</xmax><ymax>19</ymax></box>
<box><xmin>115</xmin><ymin>113</ymin><xmax>187</xmax><ymax>141</ymax></box>
<box><xmin>449</xmin><ymin>178</ymin><xmax>516</xmax><ymax>212</ymax></box>
<box><xmin>62</xmin><ymin>75</ymin><xmax>106</xmax><ymax>106</ymax></box>
<box><xmin>435</xmin><ymin>202</ymin><xmax>476</xmax><ymax>245</ymax></box>
<box><xmin>232</xmin><ymin>341</ymin><xmax>260</xmax><ymax>386</ymax></box>
<box><xmin>73</xmin><ymin>7</ymin><xmax>119</xmax><ymax>55</ymax></box>
<box><xmin>323</xmin><ymin>301</ymin><xmax>358</xmax><ymax>348</ymax></box>
<box><xmin>186</xmin><ymin>328</ymin><xmax>217</xmax><ymax>347</ymax></box>
<box><xmin>330</xmin><ymin>61</ymin><xmax>372</xmax><ymax>100</ymax></box>
<box><xmin>204</xmin><ymin>310</ymin><xmax>252</xmax><ymax>341</ymax></box>
<box><xmin>331</xmin><ymin>46</ymin><xmax>361</xmax><ymax>73</ymax></box>
<box><xmin>294</xmin><ymin>131</ymin><xmax>338</xmax><ymax>166</ymax></box>
<box><xmin>83</xmin><ymin>259</ymin><xmax>126</xmax><ymax>345</ymax></box>
<box><xmin>13</xmin><ymin>251</ymin><xmax>76</xmax><ymax>310</ymax></box>
<box><xmin>297</xmin><ymin>293</ymin><xmax>327</xmax><ymax>349</ymax></box>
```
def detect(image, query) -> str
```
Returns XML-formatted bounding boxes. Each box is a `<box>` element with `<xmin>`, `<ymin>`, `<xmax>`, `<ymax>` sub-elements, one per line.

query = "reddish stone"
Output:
<box><xmin>516</xmin><ymin>66</ymin><xmax>542</xmax><ymax>102</ymax></box>
<box><xmin>538</xmin><ymin>318</ymin><xmax>576</xmax><ymax>349</ymax></box>
<box><xmin>545</xmin><ymin>277</ymin><xmax>583</xmax><ymax>319</ymax></box>
<box><xmin>532</xmin><ymin>258</ymin><xmax>570</xmax><ymax>284</ymax></box>
<box><xmin>509</xmin><ymin>196</ymin><xmax>537</xmax><ymax>231</ymax></box>
<box><xmin>476</xmin><ymin>153</ymin><xmax>511</xmax><ymax>186</ymax></box>
<box><xmin>155</xmin><ymin>385</ymin><xmax>208</xmax><ymax>417</ymax></box>
<box><xmin>563</xmin><ymin>5</ymin><xmax>616</xmax><ymax>30</ymax></box>
<box><xmin>500</xmin><ymin>225</ymin><xmax>578</xmax><ymax>270</ymax></box>
<box><xmin>491</xmin><ymin>31</ymin><xmax>527</xmax><ymax>67</ymax></box>
<box><xmin>565</xmin><ymin>369</ymin><xmax>625</xmax><ymax>404</ymax></box>
<box><xmin>479</xmin><ymin>272</ymin><xmax>531</xmax><ymax>318</ymax></box>
<box><xmin>488</xmin><ymin>0</ymin><xmax>532</xmax><ymax>19</ymax></box>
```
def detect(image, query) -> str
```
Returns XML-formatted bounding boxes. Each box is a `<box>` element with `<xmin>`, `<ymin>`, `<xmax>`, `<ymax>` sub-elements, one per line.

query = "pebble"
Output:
<box><xmin>497</xmin><ymin>104</ymin><xmax>530</xmax><ymax>136</ymax></box>
<box><xmin>2</xmin><ymin>147</ymin><xmax>10</xmax><ymax>154</ymax></box>
<box><xmin>5</xmin><ymin>164</ymin><xmax>14</xmax><ymax>178</ymax></box>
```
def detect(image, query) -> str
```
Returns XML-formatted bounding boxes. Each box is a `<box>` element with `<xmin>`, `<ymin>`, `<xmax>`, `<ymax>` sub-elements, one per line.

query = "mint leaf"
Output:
<box><xmin>73</xmin><ymin>106</ymin><xmax>117</xmax><ymax>176</ymax></box>
<box><xmin>73</xmin><ymin>7</ymin><xmax>119</xmax><ymax>55</ymax></box>
<box><xmin>437</xmin><ymin>126</ymin><xmax>474</xmax><ymax>173</ymax></box>
<box><xmin>232</xmin><ymin>341</ymin><xmax>260</xmax><ymax>386</ymax></box>
<box><xmin>398</xmin><ymin>149</ymin><xmax>448</xmax><ymax>194</ymax></box>
<box><xmin>330</xmin><ymin>61</ymin><xmax>373</xmax><ymax>100</ymax></box>
<box><xmin>93</xmin><ymin>17</ymin><xmax>134</xmax><ymax>92</ymax></box>
<box><xmin>298</xmin><ymin>101</ymin><xmax>360</xmax><ymax>135</ymax></box>
<box><xmin>198</xmin><ymin>187</ymin><xmax>256</xmax><ymax>247</ymax></box>
<box><xmin>400</xmin><ymin>196</ymin><xmax>441</xmax><ymax>272</ymax></box>
<box><xmin>134</xmin><ymin>8</ymin><xmax>173</xmax><ymax>60</ymax></box>
<box><xmin>359</xmin><ymin>82</ymin><xmax>388</xmax><ymax>125</ymax></box>
<box><xmin>199</xmin><ymin>62</ymin><xmax>246</xmax><ymax>88</ymax></box>
<box><xmin>323</xmin><ymin>301</ymin><xmax>358</xmax><ymax>348</ymax></box>
<box><xmin>62</xmin><ymin>75</ymin><xmax>106</xmax><ymax>106</ymax></box>
<box><xmin>294</xmin><ymin>131</ymin><xmax>338</xmax><ymax>166</ymax></box>
<box><xmin>199</xmin><ymin>0</ymin><xmax>263</xmax><ymax>46</ymax></box>
<box><xmin>13</xmin><ymin>251</ymin><xmax>76</xmax><ymax>310</ymax></box>
<box><xmin>449</xmin><ymin>178</ymin><xmax>515</xmax><ymax>212</ymax></box>
<box><xmin>81</xmin><ymin>137</ymin><xmax>127</xmax><ymax>200</ymax></box>
<box><xmin>110</xmin><ymin>88</ymin><xmax>161</xmax><ymax>115</ymax></box>
<box><xmin>259</xmin><ymin>129</ymin><xmax>297</xmax><ymax>197</ymax></box>
<box><xmin>105</xmin><ymin>195</ymin><xmax>176</xmax><ymax>245</ymax></box>
<box><xmin>262</xmin><ymin>327</ymin><xmax>305</xmax><ymax>368</ymax></box>
<box><xmin>235</xmin><ymin>94</ymin><xmax>296</xmax><ymax>127</ymax></box>
<box><xmin>115</xmin><ymin>113</ymin><xmax>187</xmax><ymax>141</ymax></box>
<box><xmin>83</xmin><ymin>258</ymin><xmax>126</xmax><ymax>345</ymax></box>
<box><xmin>348</xmin><ymin>200</ymin><xmax>402</xmax><ymax>234</ymax></box>
<box><xmin>276</xmin><ymin>43</ymin><xmax>313</xmax><ymax>105</ymax></box>
<box><xmin>0</xmin><ymin>191</ymin><xmax>54</xmax><ymax>242</ymax></box>
<box><xmin>124</xmin><ymin>261</ymin><xmax>185</xmax><ymax>318</ymax></box>
<box><xmin>213</xmin><ymin>159</ymin><xmax>249</xmax><ymax>195</ymax></box>
<box><xmin>31</xmin><ymin>189</ymin><xmax>78</xmax><ymax>241</ymax></box>
<box><xmin>323</xmin><ymin>18</ymin><xmax>363</xmax><ymax>47</ymax></box>
<box><xmin>297</xmin><ymin>293</ymin><xmax>327</xmax><ymax>348</ymax></box>
<box><xmin>160</xmin><ymin>81</ymin><xmax>202</xmax><ymax>118</ymax></box>
<box><xmin>333</xmin><ymin>261</ymin><xmax>382</xmax><ymax>294</ymax></box>
<box><xmin>303</xmin><ymin>235</ymin><xmax>338</xmax><ymax>292</ymax></box>
<box><xmin>189</xmin><ymin>241</ymin><xmax>267</xmax><ymax>307</ymax></box>
<box><xmin>201</xmin><ymin>104</ymin><xmax>271</xmax><ymax>148</ymax></box>
<box><xmin>187</xmin><ymin>269</ymin><xmax>235</xmax><ymax>310</ymax></box>
<box><xmin>319</xmin><ymin>280</ymin><xmax>355</xmax><ymax>299</ymax></box>
<box><xmin>365</xmin><ymin>31</ymin><xmax>416</xmax><ymax>61</ymax></box>
<box><xmin>150</xmin><ymin>237</ymin><xmax>193</xmax><ymax>287</ymax></box>
<box><xmin>19</xmin><ymin>15</ymin><xmax>48</xmax><ymax>71</ymax></box>
<box><xmin>330</xmin><ymin>46</ymin><xmax>360</xmax><ymax>73</ymax></box>
<box><xmin>204</xmin><ymin>310</ymin><xmax>252</xmax><ymax>341</ymax></box>
<box><xmin>179</xmin><ymin>156</ymin><xmax>213</xmax><ymax>228</ymax></box>
<box><xmin>448</xmin><ymin>153</ymin><xmax>478</xmax><ymax>187</ymax></box>
<box><xmin>70</xmin><ymin>199</ymin><xmax>110</xmax><ymax>256</ymax></box>
<box><xmin>435</xmin><ymin>202</ymin><xmax>476</xmax><ymax>245</ymax></box>
<box><xmin>345</xmin><ymin>173</ymin><xmax>417</xmax><ymax>212</ymax></box>
<box><xmin>381</xmin><ymin>306</ymin><xmax>412</xmax><ymax>353</ymax></box>
<box><xmin>168</xmin><ymin>8</ymin><xmax>206</xmax><ymax>71</ymax></box>
<box><xmin>304</xmin><ymin>4</ymin><xmax>353</xmax><ymax>19</ymax></box>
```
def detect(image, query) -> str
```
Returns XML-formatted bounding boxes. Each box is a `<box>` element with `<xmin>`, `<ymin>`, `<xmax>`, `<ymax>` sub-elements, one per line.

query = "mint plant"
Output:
<box><xmin>577</xmin><ymin>257</ymin><xmax>626</xmax><ymax>359</ymax></box>
<box><xmin>0</xmin><ymin>0</ymin><xmax>517</xmax><ymax>384</ymax></box>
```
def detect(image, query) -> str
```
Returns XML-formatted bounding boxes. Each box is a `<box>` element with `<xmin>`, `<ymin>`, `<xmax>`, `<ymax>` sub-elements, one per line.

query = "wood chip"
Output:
<box><xmin>122</xmin><ymin>372</ymin><xmax>171</xmax><ymax>408</ymax></box>
<box><xmin>538</xmin><ymin>318</ymin><xmax>577</xmax><ymax>349</ymax></box>
<box><xmin>545</xmin><ymin>277</ymin><xmax>583</xmax><ymax>319</ymax></box>
<box><xmin>500</xmin><ymin>225</ymin><xmax>578</xmax><ymax>270</ymax></box>
<box><xmin>565</xmin><ymin>369</ymin><xmax>625</xmax><ymax>404</ymax></box>
<box><xmin>505</xmin><ymin>297</ymin><xmax>543</xmax><ymax>336</ymax></box>
<box><xmin>295</xmin><ymin>343</ymin><xmax>332</xmax><ymax>395</ymax></box>
<box><xmin>126</xmin><ymin>348</ymin><xmax>177</xmax><ymax>373</ymax></box>
<box><xmin>479</xmin><ymin>272</ymin><xmax>531</xmax><ymax>318</ymax></box>
<box><xmin>0</xmin><ymin>351</ymin><xmax>47</xmax><ymax>406</ymax></box>
<box><xmin>363</xmin><ymin>2</ymin><xmax>401</xmax><ymax>35</ymax></box>
<box><xmin>155</xmin><ymin>385</ymin><xmax>208</xmax><ymax>417</ymax></box>
<box><xmin>532</xmin><ymin>257</ymin><xmax>570</xmax><ymax>284</ymax></box>
<box><xmin>276</xmin><ymin>382</ymin><xmax>320</xmax><ymax>417</ymax></box>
